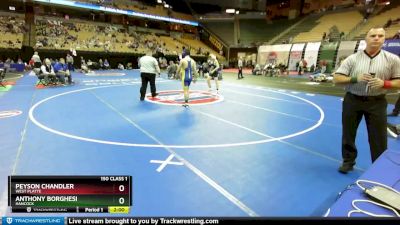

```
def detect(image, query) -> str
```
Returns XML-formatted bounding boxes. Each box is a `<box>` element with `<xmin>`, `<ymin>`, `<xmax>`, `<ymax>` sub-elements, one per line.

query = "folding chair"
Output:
<box><xmin>34</xmin><ymin>68</ymin><xmax>47</xmax><ymax>86</ymax></box>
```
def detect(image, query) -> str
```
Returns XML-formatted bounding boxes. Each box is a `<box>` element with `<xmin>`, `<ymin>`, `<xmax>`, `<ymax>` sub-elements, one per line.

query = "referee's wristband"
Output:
<box><xmin>383</xmin><ymin>80</ymin><xmax>392</xmax><ymax>89</ymax></box>
<box><xmin>350</xmin><ymin>76</ymin><xmax>358</xmax><ymax>83</ymax></box>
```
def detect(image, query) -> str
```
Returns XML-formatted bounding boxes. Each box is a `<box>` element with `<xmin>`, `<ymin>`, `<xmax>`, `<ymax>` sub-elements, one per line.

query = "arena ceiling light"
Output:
<box><xmin>32</xmin><ymin>0</ymin><xmax>198</xmax><ymax>26</ymax></box>
<box><xmin>226</xmin><ymin>9</ymin><xmax>235</xmax><ymax>13</ymax></box>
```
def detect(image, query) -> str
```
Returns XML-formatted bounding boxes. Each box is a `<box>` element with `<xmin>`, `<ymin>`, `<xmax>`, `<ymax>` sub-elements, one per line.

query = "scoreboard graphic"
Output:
<box><xmin>8</xmin><ymin>176</ymin><xmax>132</xmax><ymax>213</ymax></box>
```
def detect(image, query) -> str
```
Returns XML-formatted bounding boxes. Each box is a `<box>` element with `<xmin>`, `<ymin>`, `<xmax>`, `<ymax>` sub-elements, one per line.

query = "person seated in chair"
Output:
<box><xmin>40</xmin><ymin>58</ymin><xmax>57</xmax><ymax>85</ymax></box>
<box><xmin>54</xmin><ymin>58</ymin><xmax>73</xmax><ymax>85</ymax></box>
<box><xmin>80</xmin><ymin>57</ymin><xmax>89</xmax><ymax>73</ymax></box>
<box><xmin>252</xmin><ymin>64</ymin><xmax>261</xmax><ymax>75</ymax></box>
<box><xmin>309</xmin><ymin>67</ymin><xmax>325</xmax><ymax>82</ymax></box>
<box><xmin>103</xmin><ymin>59</ymin><xmax>110</xmax><ymax>70</ymax></box>
<box><xmin>126</xmin><ymin>62</ymin><xmax>132</xmax><ymax>70</ymax></box>
<box><xmin>117</xmin><ymin>63</ymin><xmax>125</xmax><ymax>70</ymax></box>
<box><xmin>262</xmin><ymin>63</ymin><xmax>271</xmax><ymax>76</ymax></box>
<box><xmin>87</xmin><ymin>60</ymin><xmax>96</xmax><ymax>71</ymax></box>
<box><xmin>166</xmin><ymin>60</ymin><xmax>177</xmax><ymax>79</ymax></box>
<box><xmin>98</xmin><ymin>59</ymin><xmax>104</xmax><ymax>70</ymax></box>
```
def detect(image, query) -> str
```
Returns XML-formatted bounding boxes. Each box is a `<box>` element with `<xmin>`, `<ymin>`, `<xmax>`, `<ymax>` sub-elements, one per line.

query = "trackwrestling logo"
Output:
<box><xmin>145</xmin><ymin>90</ymin><xmax>223</xmax><ymax>106</ymax></box>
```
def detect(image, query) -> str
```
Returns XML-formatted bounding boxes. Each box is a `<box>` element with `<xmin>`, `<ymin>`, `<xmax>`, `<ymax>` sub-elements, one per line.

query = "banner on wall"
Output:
<box><xmin>303</xmin><ymin>42</ymin><xmax>321</xmax><ymax>69</ymax></box>
<box><xmin>288</xmin><ymin>43</ymin><xmax>305</xmax><ymax>71</ymax></box>
<box><xmin>383</xmin><ymin>39</ymin><xmax>400</xmax><ymax>56</ymax></box>
<box><xmin>209</xmin><ymin>35</ymin><xmax>223</xmax><ymax>51</ymax></box>
<box><xmin>319</xmin><ymin>42</ymin><xmax>338</xmax><ymax>73</ymax></box>
<box><xmin>257</xmin><ymin>44</ymin><xmax>292</xmax><ymax>66</ymax></box>
<box><xmin>336</xmin><ymin>41</ymin><xmax>357</xmax><ymax>69</ymax></box>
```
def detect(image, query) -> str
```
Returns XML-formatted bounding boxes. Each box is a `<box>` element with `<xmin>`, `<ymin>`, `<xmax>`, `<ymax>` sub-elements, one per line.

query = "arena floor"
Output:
<box><xmin>0</xmin><ymin>69</ymin><xmax>399</xmax><ymax>217</ymax></box>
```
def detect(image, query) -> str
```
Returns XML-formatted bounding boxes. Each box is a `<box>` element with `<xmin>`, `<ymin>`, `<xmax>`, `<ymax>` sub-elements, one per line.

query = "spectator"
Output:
<box><xmin>40</xmin><ymin>58</ymin><xmax>57</xmax><ymax>84</ymax></box>
<box><xmin>104</xmin><ymin>59</ymin><xmax>110</xmax><ymax>69</ymax></box>
<box><xmin>53</xmin><ymin>58</ymin><xmax>71</xmax><ymax>84</ymax></box>
<box><xmin>99</xmin><ymin>59</ymin><xmax>104</xmax><ymax>69</ymax></box>
<box><xmin>80</xmin><ymin>57</ymin><xmax>87</xmax><ymax>73</ymax></box>
<box><xmin>32</xmin><ymin>51</ymin><xmax>41</xmax><ymax>69</ymax></box>
<box><xmin>384</xmin><ymin>19</ymin><xmax>392</xmax><ymax>28</ymax></box>
<box><xmin>298</xmin><ymin>59</ymin><xmax>304</xmax><ymax>75</ymax></box>
<box><xmin>238</xmin><ymin>57</ymin><xmax>244</xmax><ymax>79</ymax></box>
<box><xmin>66</xmin><ymin>53</ymin><xmax>74</xmax><ymax>71</ymax></box>
<box><xmin>252</xmin><ymin>64</ymin><xmax>261</xmax><ymax>75</ymax></box>
<box><xmin>166</xmin><ymin>60</ymin><xmax>177</xmax><ymax>79</ymax></box>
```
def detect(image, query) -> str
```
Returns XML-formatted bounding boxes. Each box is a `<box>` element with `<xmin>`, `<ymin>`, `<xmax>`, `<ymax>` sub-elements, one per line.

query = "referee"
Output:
<box><xmin>333</xmin><ymin>27</ymin><xmax>400</xmax><ymax>173</ymax></box>
<box><xmin>138</xmin><ymin>50</ymin><xmax>160</xmax><ymax>101</ymax></box>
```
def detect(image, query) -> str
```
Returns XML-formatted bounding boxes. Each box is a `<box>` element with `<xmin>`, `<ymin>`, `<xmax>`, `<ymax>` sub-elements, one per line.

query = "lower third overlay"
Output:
<box><xmin>1</xmin><ymin>217</ymin><xmax>221</xmax><ymax>225</ymax></box>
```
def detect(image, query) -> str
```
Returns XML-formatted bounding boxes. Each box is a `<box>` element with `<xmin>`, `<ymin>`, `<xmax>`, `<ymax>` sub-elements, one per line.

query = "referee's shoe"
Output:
<box><xmin>338</xmin><ymin>162</ymin><xmax>355</xmax><ymax>174</ymax></box>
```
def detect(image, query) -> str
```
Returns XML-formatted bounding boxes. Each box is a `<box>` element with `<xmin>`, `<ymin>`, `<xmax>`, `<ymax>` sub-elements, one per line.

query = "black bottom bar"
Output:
<box><xmin>65</xmin><ymin>217</ymin><xmax>400</xmax><ymax>225</ymax></box>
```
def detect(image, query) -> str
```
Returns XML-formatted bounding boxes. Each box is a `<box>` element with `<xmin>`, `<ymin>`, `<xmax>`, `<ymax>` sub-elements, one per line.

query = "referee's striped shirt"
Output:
<box><xmin>336</xmin><ymin>50</ymin><xmax>400</xmax><ymax>96</ymax></box>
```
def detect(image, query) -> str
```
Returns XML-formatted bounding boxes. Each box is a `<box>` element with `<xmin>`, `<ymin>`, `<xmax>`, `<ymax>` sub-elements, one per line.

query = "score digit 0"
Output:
<box><xmin>118</xmin><ymin>185</ymin><xmax>125</xmax><ymax>192</ymax></box>
<box><xmin>119</xmin><ymin>197</ymin><xmax>125</xmax><ymax>205</ymax></box>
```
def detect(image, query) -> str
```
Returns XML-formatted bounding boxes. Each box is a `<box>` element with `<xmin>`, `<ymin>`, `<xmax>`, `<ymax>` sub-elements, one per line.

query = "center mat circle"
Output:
<box><xmin>29</xmin><ymin>85</ymin><xmax>324</xmax><ymax>149</ymax></box>
<box><xmin>145</xmin><ymin>90</ymin><xmax>223</xmax><ymax>106</ymax></box>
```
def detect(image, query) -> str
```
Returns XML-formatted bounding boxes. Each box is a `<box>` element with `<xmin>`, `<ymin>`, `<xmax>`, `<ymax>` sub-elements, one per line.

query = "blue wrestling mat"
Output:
<box><xmin>0</xmin><ymin>69</ymin><xmax>399</xmax><ymax>217</ymax></box>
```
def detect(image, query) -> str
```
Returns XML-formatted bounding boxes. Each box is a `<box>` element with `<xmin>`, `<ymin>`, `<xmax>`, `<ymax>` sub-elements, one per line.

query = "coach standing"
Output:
<box><xmin>138</xmin><ymin>50</ymin><xmax>160</xmax><ymax>101</ymax></box>
<box><xmin>238</xmin><ymin>57</ymin><xmax>244</xmax><ymax>79</ymax></box>
<box><xmin>333</xmin><ymin>27</ymin><xmax>400</xmax><ymax>173</ymax></box>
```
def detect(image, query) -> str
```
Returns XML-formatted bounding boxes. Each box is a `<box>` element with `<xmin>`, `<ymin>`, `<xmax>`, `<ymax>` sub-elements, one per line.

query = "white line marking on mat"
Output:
<box><xmin>91</xmin><ymin>91</ymin><xmax>259</xmax><ymax>217</ymax></box>
<box><xmin>29</xmin><ymin>85</ymin><xmax>324</xmax><ymax>149</ymax></box>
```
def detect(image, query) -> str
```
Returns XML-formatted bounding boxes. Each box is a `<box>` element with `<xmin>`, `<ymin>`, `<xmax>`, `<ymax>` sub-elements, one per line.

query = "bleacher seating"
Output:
<box><xmin>293</xmin><ymin>10</ymin><xmax>362</xmax><ymax>43</ymax></box>
<box><xmin>179</xmin><ymin>37</ymin><xmax>223</xmax><ymax>60</ymax></box>
<box><xmin>112</xmin><ymin>0</ymin><xmax>195</xmax><ymax>21</ymax></box>
<box><xmin>387</xmin><ymin>23</ymin><xmax>400</xmax><ymax>39</ymax></box>
<box><xmin>34</xmin><ymin>16</ymin><xmax>219</xmax><ymax>58</ymax></box>
<box><xmin>353</xmin><ymin>4</ymin><xmax>400</xmax><ymax>40</ymax></box>
<box><xmin>274</xmin><ymin>14</ymin><xmax>323</xmax><ymax>44</ymax></box>
<box><xmin>0</xmin><ymin>14</ymin><xmax>25</xmax><ymax>49</ymax></box>
<box><xmin>202</xmin><ymin>21</ymin><xmax>234</xmax><ymax>46</ymax></box>
<box><xmin>240</xmin><ymin>19</ymin><xmax>299</xmax><ymax>45</ymax></box>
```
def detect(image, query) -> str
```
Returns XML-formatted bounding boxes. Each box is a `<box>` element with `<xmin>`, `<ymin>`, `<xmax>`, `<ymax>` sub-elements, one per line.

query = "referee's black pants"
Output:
<box><xmin>342</xmin><ymin>92</ymin><xmax>387</xmax><ymax>163</ymax></box>
<box><xmin>238</xmin><ymin>67</ymin><xmax>243</xmax><ymax>79</ymax></box>
<box><xmin>140</xmin><ymin>72</ymin><xmax>156</xmax><ymax>100</ymax></box>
